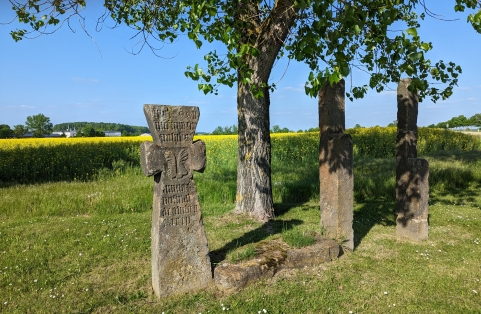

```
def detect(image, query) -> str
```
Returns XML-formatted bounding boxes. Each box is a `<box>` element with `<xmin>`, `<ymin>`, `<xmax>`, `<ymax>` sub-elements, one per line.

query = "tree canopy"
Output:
<box><xmin>0</xmin><ymin>124</ymin><xmax>14</xmax><ymax>139</ymax></box>
<box><xmin>25</xmin><ymin>113</ymin><xmax>53</xmax><ymax>138</ymax></box>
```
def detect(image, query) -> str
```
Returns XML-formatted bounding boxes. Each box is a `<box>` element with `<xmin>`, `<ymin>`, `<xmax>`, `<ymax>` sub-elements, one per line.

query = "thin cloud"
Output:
<box><xmin>380</xmin><ymin>90</ymin><xmax>396</xmax><ymax>95</ymax></box>
<box><xmin>71</xmin><ymin>77</ymin><xmax>99</xmax><ymax>83</ymax></box>
<box><xmin>4</xmin><ymin>105</ymin><xmax>35</xmax><ymax>109</ymax></box>
<box><xmin>283</xmin><ymin>86</ymin><xmax>304</xmax><ymax>92</ymax></box>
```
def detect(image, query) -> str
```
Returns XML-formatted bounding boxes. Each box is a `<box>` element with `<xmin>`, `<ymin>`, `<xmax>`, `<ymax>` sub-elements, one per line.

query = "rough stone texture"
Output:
<box><xmin>214</xmin><ymin>238</ymin><xmax>339</xmax><ymax>292</ymax></box>
<box><xmin>396</xmin><ymin>79</ymin><xmax>429</xmax><ymax>241</ymax></box>
<box><xmin>214</xmin><ymin>263</ymin><xmax>275</xmax><ymax>293</ymax></box>
<box><xmin>281</xmin><ymin>238</ymin><xmax>340</xmax><ymax>269</ymax></box>
<box><xmin>396</xmin><ymin>158</ymin><xmax>429</xmax><ymax>241</ymax></box>
<box><xmin>396</xmin><ymin>79</ymin><xmax>418</xmax><ymax>169</ymax></box>
<box><xmin>318</xmin><ymin>79</ymin><xmax>354</xmax><ymax>250</ymax></box>
<box><xmin>141</xmin><ymin>104</ymin><xmax>212</xmax><ymax>299</ymax></box>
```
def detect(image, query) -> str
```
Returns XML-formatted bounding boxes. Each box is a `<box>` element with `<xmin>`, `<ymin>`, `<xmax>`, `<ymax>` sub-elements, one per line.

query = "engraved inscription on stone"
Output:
<box><xmin>140</xmin><ymin>104</ymin><xmax>211</xmax><ymax>299</ymax></box>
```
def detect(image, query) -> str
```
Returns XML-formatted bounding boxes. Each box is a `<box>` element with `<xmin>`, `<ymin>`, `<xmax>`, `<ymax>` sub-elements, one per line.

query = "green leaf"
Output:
<box><xmin>409</xmin><ymin>52</ymin><xmax>423</xmax><ymax>63</ymax></box>
<box><xmin>353</xmin><ymin>25</ymin><xmax>361</xmax><ymax>35</ymax></box>
<box><xmin>406</xmin><ymin>27</ymin><xmax>417</xmax><ymax>37</ymax></box>
<box><xmin>420</xmin><ymin>42</ymin><xmax>431</xmax><ymax>51</ymax></box>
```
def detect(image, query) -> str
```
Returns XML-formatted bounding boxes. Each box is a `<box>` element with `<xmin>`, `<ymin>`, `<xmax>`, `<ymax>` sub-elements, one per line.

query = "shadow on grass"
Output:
<box><xmin>422</xmin><ymin>149</ymin><xmax>481</xmax><ymax>163</ymax></box>
<box><xmin>209</xmin><ymin>218</ymin><xmax>303</xmax><ymax>268</ymax></box>
<box><xmin>353</xmin><ymin>201</ymin><xmax>396</xmax><ymax>248</ymax></box>
<box><xmin>272</xmin><ymin>165</ymin><xmax>319</xmax><ymax>212</ymax></box>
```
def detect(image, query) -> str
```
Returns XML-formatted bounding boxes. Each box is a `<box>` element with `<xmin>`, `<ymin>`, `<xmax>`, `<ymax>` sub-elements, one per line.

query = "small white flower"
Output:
<box><xmin>473</xmin><ymin>290</ymin><xmax>478</xmax><ymax>294</ymax></box>
<box><xmin>384</xmin><ymin>291</ymin><xmax>388</xmax><ymax>295</ymax></box>
<box><xmin>393</xmin><ymin>304</ymin><xmax>396</xmax><ymax>307</ymax></box>
<box><xmin>79</xmin><ymin>253</ymin><xmax>82</xmax><ymax>256</ymax></box>
<box><xmin>34</xmin><ymin>279</ymin><xmax>37</xmax><ymax>283</ymax></box>
<box><xmin>263</xmin><ymin>310</ymin><xmax>267</xmax><ymax>313</ymax></box>
<box><xmin>4</xmin><ymin>302</ymin><xmax>7</xmax><ymax>305</ymax></box>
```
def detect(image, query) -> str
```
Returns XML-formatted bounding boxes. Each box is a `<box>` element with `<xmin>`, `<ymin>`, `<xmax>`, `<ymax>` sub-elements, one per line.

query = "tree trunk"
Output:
<box><xmin>233</xmin><ymin>0</ymin><xmax>297</xmax><ymax>221</ymax></box>
<box><xmin>234</xmin><ymin>82</ymin><xmax>274</xmax><ymax>221</ymax></box>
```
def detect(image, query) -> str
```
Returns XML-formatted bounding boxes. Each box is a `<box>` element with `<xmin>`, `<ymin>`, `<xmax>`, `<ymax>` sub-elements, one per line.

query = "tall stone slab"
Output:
<box><xmin>318</xmin><ymin>79</ymin><xmax>354</xmax><ymax>251</ymax></box>
<box><xmin>140</xmin><ymin>105</ymin><xmax>212</xmax><ymax>298</ymax></box>
<box><xmin>396</xmin><ymin>79</ymin><xmax>429</xmax><ymax>241</ymax></box>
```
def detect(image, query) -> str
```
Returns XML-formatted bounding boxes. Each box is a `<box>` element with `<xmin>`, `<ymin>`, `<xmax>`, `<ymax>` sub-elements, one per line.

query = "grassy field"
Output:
<box><xmin>1</xmin><ymin>133</ymin><xmax>480</xmax><ymax>313</ymax></box>
<box><xmin>462</xmin><ymin>131</ymin><xmax>481</xmax><ymax>139</ymax></box>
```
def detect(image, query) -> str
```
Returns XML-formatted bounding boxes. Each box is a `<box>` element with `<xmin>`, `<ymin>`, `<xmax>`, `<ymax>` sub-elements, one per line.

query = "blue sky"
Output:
<box><xmin>0</xmin><ymin>2</ymin><xmax>480</xmax><ymax>133</ymax></box>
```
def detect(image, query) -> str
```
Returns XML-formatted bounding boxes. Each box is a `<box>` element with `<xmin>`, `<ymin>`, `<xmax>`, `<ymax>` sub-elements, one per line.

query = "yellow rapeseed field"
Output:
<box><xmin>1</xmin><ymin>128</ymin><xmax>479</xmax><ymax>183</ymax></box>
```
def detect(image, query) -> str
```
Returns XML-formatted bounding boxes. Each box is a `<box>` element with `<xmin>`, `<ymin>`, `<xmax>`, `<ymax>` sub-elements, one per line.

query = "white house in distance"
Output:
<box><xmin>51</xmin><ymin>129</ymin><xmax>77</xmax><ymax>137</ymax></box>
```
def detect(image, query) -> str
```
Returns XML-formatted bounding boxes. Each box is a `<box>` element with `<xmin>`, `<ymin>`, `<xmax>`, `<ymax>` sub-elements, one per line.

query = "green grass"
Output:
<box><xmin>1</xmin><ymin>146</ymin><xmax>481</xmax><ymax>312</ymax></box>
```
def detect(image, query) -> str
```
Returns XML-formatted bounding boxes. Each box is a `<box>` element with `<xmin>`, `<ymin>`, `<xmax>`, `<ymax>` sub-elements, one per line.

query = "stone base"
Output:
<box><xmin>396</xmin><ymin>217</ymin><xmax>428</xmax><ymax>241</ymax></box>
<box><xmin>214</xmin><ymin>237</ymin><xmax>339</xmax><ymax>292</ymax></box>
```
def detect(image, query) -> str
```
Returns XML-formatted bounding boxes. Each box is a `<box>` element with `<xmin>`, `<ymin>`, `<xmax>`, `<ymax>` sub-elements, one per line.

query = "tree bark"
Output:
<box><xmin>233</xmin><ymin>0</ymin><xmax>296</xmax><ymax>221</ymax></box>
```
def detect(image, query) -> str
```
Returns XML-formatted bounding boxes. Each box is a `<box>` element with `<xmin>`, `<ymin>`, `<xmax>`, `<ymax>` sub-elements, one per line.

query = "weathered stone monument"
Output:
<box><xmin>396</xmin><ymin>79</ymin><xmax>429</xmax><ymax>241</ymax></box>
<box><xmin>318</xmin><ymin>79</ymin><xmax>354</xmax><ymax>250</ymax></box>
<box><xmin>140</xmin><ymin>105</ymin><xmax>212</xmax><ymax>298</ymax></box>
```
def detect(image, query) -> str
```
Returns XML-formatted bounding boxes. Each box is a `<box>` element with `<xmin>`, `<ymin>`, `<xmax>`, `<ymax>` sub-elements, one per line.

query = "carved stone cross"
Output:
<box><xmin>140</xmin><ymin>104</ymin><xmax>211</xmax><ymax>299</ymax></box>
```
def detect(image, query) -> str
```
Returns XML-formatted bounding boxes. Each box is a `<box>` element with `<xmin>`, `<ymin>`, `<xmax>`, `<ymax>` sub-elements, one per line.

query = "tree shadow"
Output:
<box><xmin>209</xmin><ymin>218</ymin><xmax>303</xmax><ymax>268</ymax></box>
<box><xmin>319</xmin><ymin>132</ymin><xmax>353</xmax><ymax>176</ymax></box>
<box><xmin>353</xmin><ymin>201</ymin><xmax>396</xmax><ymax>248</ymax></box>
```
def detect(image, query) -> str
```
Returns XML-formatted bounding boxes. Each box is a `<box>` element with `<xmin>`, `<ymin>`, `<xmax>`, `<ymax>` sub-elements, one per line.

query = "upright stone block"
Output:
<box><xmin>140</xmin><ymin>104</ymin><xmax>212</xmax><ymax>299</ymax></box>
<box><xmin>396</xmin><ymin>158</ymin><xmax>429</xmax><ymax>241</ymax></box>
<box><xmin>396</xmin><ymin>79</ymin><xmax>418</xmax><ymax>169</ymax></box>
<box><xmin>319</xmin><ymin>79</ymin><xmax>354</xmax><ymax>250</ymax></box>
<box><xmin>396</xmin><ymin>79</ymin><xmax>429</xmax><ymax>241</ymax></box>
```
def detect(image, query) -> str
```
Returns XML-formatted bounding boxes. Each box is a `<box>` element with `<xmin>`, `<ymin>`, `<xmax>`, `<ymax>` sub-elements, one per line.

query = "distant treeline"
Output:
<box><xmin>427</xmin><ymin>113</ymin><xmax>481</xmax><ymax>129</ymax></box>
<box><xmin>211</xmin><ymin>124</ymin><xmax>318</xmax><ymax>134</ymax></box>
<box><xmin>53</xmin><ymin>122</ymin><xmax>150</xmax><ymax>135</ymax></box>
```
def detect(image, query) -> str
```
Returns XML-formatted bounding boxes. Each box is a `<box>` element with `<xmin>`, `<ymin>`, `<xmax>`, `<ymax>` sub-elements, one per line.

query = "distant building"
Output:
<box><xmin>45</xmin><ymin>133</ymin><xmax>62</xmax><ymax>138</ymax></box>
<box><xmin>52</xmin><ymin>124</ymin><xmax>77</xmax><ymax>137</ymax></box>
<box><xmin>104</xmin><ymin>130</ymin><xmax>121</xmax><ymax>137</ymax></box>
<box><xmin>52</xmin><ymin>131</ymin><xmax>77</xmax><ymax>137</ymax></box>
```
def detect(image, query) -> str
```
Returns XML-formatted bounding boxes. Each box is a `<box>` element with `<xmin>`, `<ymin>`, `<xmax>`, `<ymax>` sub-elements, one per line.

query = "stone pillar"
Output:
<box><xmin>140</xmin><ymin>105</ymin><xmax>212</xmax><ymax>298</ymax></box>
<box><xmin>396</xmin><ymin>79</ymin><xmax>429</xmax><ymax>241</ymax></box>
<box><xmin>319</xmin><ymin>79</ymin><xmax>354</xmax><ymax>251</ymax></box>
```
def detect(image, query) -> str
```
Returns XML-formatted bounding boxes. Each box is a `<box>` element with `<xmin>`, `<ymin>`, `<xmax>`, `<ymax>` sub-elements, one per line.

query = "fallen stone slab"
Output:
<box><xmin>214</xmin><ymin>237</ymin><xmax>339</xmax><ymax>292</ymax></box>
